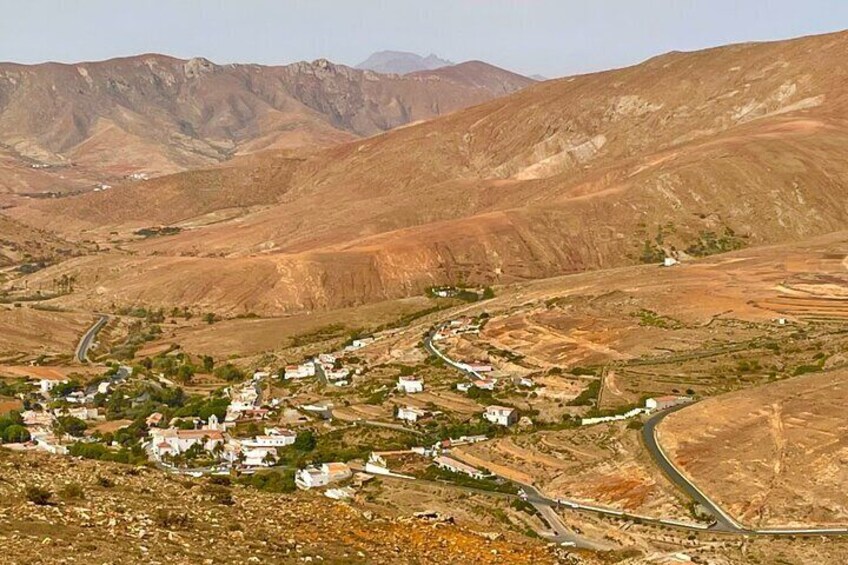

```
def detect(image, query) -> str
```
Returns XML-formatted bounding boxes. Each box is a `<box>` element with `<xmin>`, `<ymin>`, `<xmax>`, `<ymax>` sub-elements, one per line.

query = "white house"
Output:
<box><xmin>472</xmin><ymin>378</ymin><xmax>497</xmax><ymax>391</ymax></box>
<box><xmin>645</xmin><ymin>396</ymin><xmax>693</xmax><ymax>412</ymax></box>
<box><xmin>296</xmin><ymin>467</ymin><xmax>328</xmax><ymax>489</ymax></box>
<box><xmin>295</xmin><ymin>462</ymin><xmax>352</xmax><ymax>489</ymax></box>
<box><xmin>300</xmin><ymin>403</ymin><xmax>333</xmax><ymax>420</ymax></box>
<box><xmin>325</xmin><ymin>367</ymin><xmax>350</xmax><ymax>381</ymax></box>
<box><xmin>396</xmin><ymin>376</ymin><xmax>424</xmax><ymax>394</ymax></box>
<box><xmin>150</xmin><ymin>429</ymin><xmax>225</xmax><ymax>459</ymax></box>
<box><xmin>62</xmin><ymin>391</ymin><xmax>88</xmax><ymax>404</ymax></box>
<box><xmin>456</xmin><ymin>382</ymin><xmax>472</xmax><ymax>393</ymax></box>
<box><xmin>228</xmin><ymin>383</ymin><xmax>260</xmax><ymax>411</ymax></box>
<box><xmin>442</xmin><ymin>435</ymin><xmax>488</xmax><ymax>447</ymax></box>
<box><xmin>38</xmin><ymin>377</ymin><xmax>69</xmax><ymax>395</ymax></box>
<box><xmin>241</xmin><ymin>430</ymin><xmax>296</xmax><ymax>448</ymax></box>
<box><xmin>242</xmin><ymin>446</ymin><xmax>278</xmax><ymax>467</ymax></box>
<box><xmin>284</xmin><ymin>362</ymin><xmax>316</xmax><ymax>380</ymax></box>
<box><xmin>345</xmin><ymin>337</ymin><xmax>375</xmax><ymax>352</ymax></box>
<box><xmin>22</xmin><ymin>410</ymin><xmax>53</xmax><ymax>427</ymax></box>
<box><xmin>483</xmin><ymin>405</ymin><xmax>518</xmax><ymax>427</ymax></box>
<box><xmin>318</xmin><ymin>353</ymin><xmax>336</xmax><ymax>365</ymax></box>
<box><xmin>54</xmin><ymin>407</ymin><xmax>102</xmax><ymax>421</ymax></box>
<box><xmin>396</xmin><ymin>406</ymin><xmax>428</xmax><ymax>423</ymax></box>
<box><xmin>434</xmin><ymin>456</ymin><xmax>489</xmax><ymax>480</ymax></box>
<box><xmin>663</xmin><ymin>257</ymin><xmax>679</xmax><ymax>267</ymax></box>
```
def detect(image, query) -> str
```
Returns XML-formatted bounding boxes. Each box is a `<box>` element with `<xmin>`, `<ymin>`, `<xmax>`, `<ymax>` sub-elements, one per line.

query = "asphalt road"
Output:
<box><xmin>520</xmin><ymin>484</ymin><xmax>614</xmax><ymax>550</ymax></box>
<box><xmin>75</xmin><ymin>315</ymin><xmax>108</xmax><ymax>363</ymax></box>
<box><xmin>641</xmin><ymin>402</ymin><xmax>848</xmax><ymax>537</ymax></box>
<box><xmin>423</xmin><ymin>330</ymin><xmax>481</xmax><ymax>381</ymax></box>
<box><xmin>424</xmin><ymin>329</ymin><xmax>848</xmax><ymax>538</ymax></box>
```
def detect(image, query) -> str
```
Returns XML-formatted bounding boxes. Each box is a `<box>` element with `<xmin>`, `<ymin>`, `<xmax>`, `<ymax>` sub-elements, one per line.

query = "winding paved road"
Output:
<box><xmin>424</xmin><ymin>329</ymin><xmax>483</xmax><ymax>381</ymax></box>
<box><xmin>423</xmin><ymin>329</ymin><xmax>848</xmax><ymax>539</ymax></box>
<box><xmin>75</xmin><ymin>315</ymin><xmax>108</xmax><ymax>363</ymax></box>
<box><xmin>641</xmin><ymin>402</ymin><xmax>848</xmax><ymax>537</ymax></box>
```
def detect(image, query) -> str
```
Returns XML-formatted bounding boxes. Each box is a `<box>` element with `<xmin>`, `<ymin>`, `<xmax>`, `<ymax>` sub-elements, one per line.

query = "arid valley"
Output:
<box><xmin>4</xmin><ymin>5</ymin><xmax>848</xmax><ymax>564</ymax></box>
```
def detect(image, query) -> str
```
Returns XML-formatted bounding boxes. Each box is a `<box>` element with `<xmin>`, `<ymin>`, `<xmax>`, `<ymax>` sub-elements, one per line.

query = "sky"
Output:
<box><xmin>1</xmin><ymin>1</ymin><xmax>847</xmax><ymax>77</ymax></box>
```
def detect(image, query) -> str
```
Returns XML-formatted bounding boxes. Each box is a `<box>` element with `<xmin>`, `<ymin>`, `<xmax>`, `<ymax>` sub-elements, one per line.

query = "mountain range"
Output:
<box><xmin>0</xmin><ymin>54</ymin><xmax>533</xmax><ymax>194</ymax></box>
<box><xmin>355</xmin><ymin>50</ymin><xmax>455</xmax><ymax>74</ymax></box>
<box><xmin>6</xmin><ymin>30</ymin><xmax>848</xmax><ymax>316</ymax></box>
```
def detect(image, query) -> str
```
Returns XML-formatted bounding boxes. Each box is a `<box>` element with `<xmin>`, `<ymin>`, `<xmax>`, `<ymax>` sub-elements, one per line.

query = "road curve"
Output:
<box><xmin>642</xmin><ymin>402</ymin><xmax>848</xmax><ymax>536</ymax></box>
<box><xmin>75</xmin><ymin>315</ymin><xmax>108</xmax><ymax>363</ymax></box>
<box><xmin>641</xmin><ymin>403</ymin><xmax>744</xmax><ymax>532</ymax></box>
<box><xmin>423</xmin><ymin>330</ymin><xmax>482</xmax><ymax>380</ymax></box>
<box><xmin>423</xmin><ymin>330</ymin><xmax>848</xmax><ymax>537</ymax></box>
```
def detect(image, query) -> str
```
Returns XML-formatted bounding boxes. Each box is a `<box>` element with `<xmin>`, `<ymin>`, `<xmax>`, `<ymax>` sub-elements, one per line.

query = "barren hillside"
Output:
<box><xmin>9</xmin><ymin>30</ymin><xmax>848</xmax><ymax>314</ymax></box>
<box><xmin>0</xmin><ymin>54</ymin><xmax>533</xmax><ymax>193</ymax></box>
<box><xmin>659</xmin><ymin>368</ymin><xmax>848</xmax><ymax>528</ymax></box>
<box><xmin>0</xmin><ymin>450</ymin><xmax>553</xmax><ymax>564</ymax></box>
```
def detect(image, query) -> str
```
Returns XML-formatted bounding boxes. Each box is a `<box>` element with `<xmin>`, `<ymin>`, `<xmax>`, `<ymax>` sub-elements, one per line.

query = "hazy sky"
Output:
<box><xmin>1</xmin><ymin>1</ymin><xmax>847</xmax><ymax>77</ymax></box>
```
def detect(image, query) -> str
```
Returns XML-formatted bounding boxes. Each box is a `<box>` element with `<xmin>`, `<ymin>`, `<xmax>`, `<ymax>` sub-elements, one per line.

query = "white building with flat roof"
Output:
<box><xmin>396</xmin><ymin>376</ymin><xmax>423</xmax><ymax>394</ymax></box>
<box><xmin>434</xmin><ymin>456</ymin><xmax>488</xmax><ymax>480</ymax></box>
<box><xmin>295</xmin><ymin>462</ymin><xmax>352</xmax><ymax>489</ymax></box>
<box><xmin>241</xmin><ymin>431</ymin><xmax>296</xmax><ymax>448</ymax></box>
<box><xmin>645</xmin><ymin>396</ymin><xmax>693</xmax><ymax>412</ymax></box>
<box><xmin>483</xmin><ymin>405</ymin><xmax>518</xmax><ymax>427</ymax></box>
<box><xmin>396</xmin><ymin>406</ymin><xmax>428</xmax><ymax>423</ymax></box>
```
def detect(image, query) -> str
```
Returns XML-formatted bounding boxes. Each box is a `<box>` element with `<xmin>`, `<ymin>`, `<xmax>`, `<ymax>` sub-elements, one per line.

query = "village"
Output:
<box><xmin>0</xmin><ymin>311</ymin><xmax>693</xmax><ymax>512</ymax></box>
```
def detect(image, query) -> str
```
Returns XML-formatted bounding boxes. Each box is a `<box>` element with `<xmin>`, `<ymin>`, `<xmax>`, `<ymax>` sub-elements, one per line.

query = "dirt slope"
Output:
<box><xmin>10</xmin><ymin>30</ymin><xmax>848</xmax><ymax>314</ymax></box>
<box><xmin>659</xmin><ymin>368</ymin><xmax>848</xmax><ymax>528</ymax></box>
<box><xmin>0</xmin><ymin>449</ymin><xmax>553</xmax><ymax>564</ymax></box>
<box><xmin>0</xmin><ymin>54</ymin><xmax>533</xmax><ymax>192</ymax></box>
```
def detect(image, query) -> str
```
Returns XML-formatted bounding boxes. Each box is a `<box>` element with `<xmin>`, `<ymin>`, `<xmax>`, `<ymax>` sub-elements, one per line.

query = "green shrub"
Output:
<box><xmin>213</xmin><ymin>364</ymin><xmax>244</xmax><ymax>382</ymax></box>
<box><xmin>60</xmin><ymin>482</ymin><xmax>85</xmax><ymax>500</ymax></box>
<box><xmin>239</xmin><ymin>470</ymin><xmax>296</xmax><ymax>493</ymax></box>
<box><xmin>568</xmin><ymin>379</ymin><xmax>601</xmax><ymax>406</ymax></box>
<box><xmin>25</xmin><ymin>485</ymin><xmax>53</xmax><ymax>505</ymax></box>
<box><xmin>202</xmin><ymin>484</ymin><xmax>234</xmax><ymax>505</ymax></box>
<box><xmin>2</xmin><ymin>424</ymin><xmax>30</xmax><ymax>443</ymax></box>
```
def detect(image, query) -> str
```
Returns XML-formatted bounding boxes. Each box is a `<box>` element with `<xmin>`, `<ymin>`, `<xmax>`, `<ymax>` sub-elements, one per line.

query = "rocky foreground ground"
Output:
<box><xmin>0</xmin><ymin>449</ymin><xmax>558</xmax><ymax>564</ymax></box>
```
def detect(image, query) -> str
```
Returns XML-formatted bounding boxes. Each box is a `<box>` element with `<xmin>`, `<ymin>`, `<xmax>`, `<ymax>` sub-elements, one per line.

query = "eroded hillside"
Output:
<box><xmin>0</xmin><ymin>450</ymin><xmax>554</xmax><ymax>564</ymax></box>
<box><xmin>0</xmin><ymin>55</ymin><xmax>533</xmax><ymax>193</ymax></box>
<box><xmin>9</xmin><ymin>31</ymin><xmax>848</xmax><ymax>314</ymax></box>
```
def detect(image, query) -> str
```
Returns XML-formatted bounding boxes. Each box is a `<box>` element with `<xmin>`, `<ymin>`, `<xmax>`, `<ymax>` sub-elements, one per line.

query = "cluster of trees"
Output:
<box><xmin>0</xmin><ymin>411</ymin><xmax>30</xmax><ymax>443</ymax></box>
<box><xmin>54</xmin><ymin>415</ymin><xmax>87</xmax><ymax>437</ymax></box>
<box><xmin>212</xmin><ymin>363</ymin><xmax>244</xmax><ymax>382</ymax></box>
<box><xmin>51</xmin><ymin>380</ymin><xmax>82</xmax><ymax>398</ymax></box>
<box><xmin>110</xmin><ymin>318</ymin><xmax>162</xmax><ymax>360</ymax></box>
<box><xmin>237</xmin><ymin>470</ymin><xmax>296</xmax><ymax>493</ymax></box>
<box><xmin>99</xmin><ymin>382</ymin><xmax>186</xmax><ymax>420</ymax></box>
<box><xmin>51</xmin><ymin>273</ymin><xmax>78</xmax><ymax>295</ymax></box>
<box><xmin>68</xmin><ymin>440</ymin><xmax>147</xmax><ymax>465</ymax></box>
<box><xmin>135</xmin><ymin>352</ymin><xmax>214</xmax><ymax>385</ymax></box>
<box><xmin>171</xmin><ymin>396</ymin><xmax>230</xmax><ymax>422</ymax></box>
<box><xmin>0</xmin><ymin>379</ymin><xmax>30</xmax><ymax>398</ymax></box>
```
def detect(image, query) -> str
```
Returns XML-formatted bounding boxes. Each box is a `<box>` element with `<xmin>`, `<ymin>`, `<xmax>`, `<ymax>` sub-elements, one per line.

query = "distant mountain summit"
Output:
<box><xmin>0</xmin><ymin>54</ymin><xmax>534</xmax><ymax>193</ymax></box>
<box><xmin>356</xmin><ymin>50</ymin><xmax>454</xmax><ymax>75</ymax></box>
